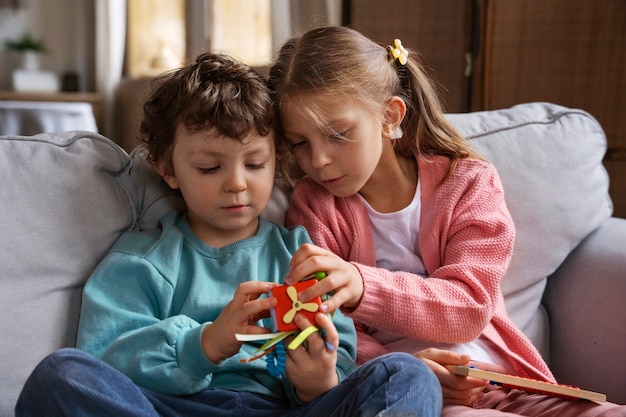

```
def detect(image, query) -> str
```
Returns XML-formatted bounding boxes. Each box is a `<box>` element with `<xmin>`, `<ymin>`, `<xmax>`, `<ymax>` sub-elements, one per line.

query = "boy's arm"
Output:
<box><xmin>281</xmin><ymin>308</ymin><xmax>357</xmax><ymax>406</ymax></box>
<box><xmin>76</xmin><ymin>252</ymin><xmax>216</xmax><ymax>395</ymax></box>
<box><xmin>278</xmin><ymin>225</ymin><xmax>358</xmax><ymax>404</ymax></box>
<box><xmin>330</xmin><ymin>307</ymin><xmax>358</xmax><ymax>380</ymax></box>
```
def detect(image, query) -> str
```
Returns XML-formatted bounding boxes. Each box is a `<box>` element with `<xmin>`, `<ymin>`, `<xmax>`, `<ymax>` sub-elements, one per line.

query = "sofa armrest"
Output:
<box><xmin>543</xmin><ymin>216</ymin><xmax>626</xmax><ymax>404</ymax></box>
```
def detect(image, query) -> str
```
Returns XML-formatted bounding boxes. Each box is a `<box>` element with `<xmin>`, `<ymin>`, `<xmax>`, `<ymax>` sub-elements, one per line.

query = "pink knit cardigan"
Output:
<box><xmin>287</xmin><ymin>155</ymin><xmax>555</xmax><ymax>382</ymax></box>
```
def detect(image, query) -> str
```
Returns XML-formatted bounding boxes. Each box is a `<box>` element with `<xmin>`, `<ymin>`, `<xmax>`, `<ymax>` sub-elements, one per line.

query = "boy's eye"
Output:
<box><xmin>198</xmin><ymin>166</ymin><xmax>219</xmax><ymax>174</ymax></box>
<box><xmin>246</xmin><ymin>162</ymin><xmax>266</xmax><ymax>169</ymax></box>
<box><xmin>289</xmin><ymin>140</ymin><xmax>307</xmax><ymax>149</ymax></box>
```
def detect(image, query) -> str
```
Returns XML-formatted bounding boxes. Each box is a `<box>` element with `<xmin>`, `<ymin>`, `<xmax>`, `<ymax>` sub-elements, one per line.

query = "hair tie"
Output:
<box><xmin>388</xmin><ymin>38</ymin><xmax>409</xmax><ymax>66</ymax></box>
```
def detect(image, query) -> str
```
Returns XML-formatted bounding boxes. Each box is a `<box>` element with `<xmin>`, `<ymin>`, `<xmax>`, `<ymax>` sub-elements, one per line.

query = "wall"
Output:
<box><xmin>0</xmin><ymin>0</ymin><xmax>95</xmax><ymax>91</ymax></box>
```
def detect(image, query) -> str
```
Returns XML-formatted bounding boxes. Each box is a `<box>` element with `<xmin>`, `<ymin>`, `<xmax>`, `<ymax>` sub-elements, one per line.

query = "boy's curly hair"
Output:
<box><xmin>139</xmin><ymin>53</ymin><xmax>273</xmax><ymax>172</ymax></box>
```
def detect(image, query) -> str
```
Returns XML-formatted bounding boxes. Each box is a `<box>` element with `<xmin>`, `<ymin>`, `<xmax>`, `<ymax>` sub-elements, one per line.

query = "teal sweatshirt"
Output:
<box><xmin>76</xmin><ymin>212</ymin><xmax>357</xmax><ymax>404</ymax></box>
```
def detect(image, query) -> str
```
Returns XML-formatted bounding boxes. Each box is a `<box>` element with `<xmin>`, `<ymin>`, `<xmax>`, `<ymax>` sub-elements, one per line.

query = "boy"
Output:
<box><xmin>15</xmin><ymin>53</ymin><xmax>441</xmax><ymax>416</ymax></box>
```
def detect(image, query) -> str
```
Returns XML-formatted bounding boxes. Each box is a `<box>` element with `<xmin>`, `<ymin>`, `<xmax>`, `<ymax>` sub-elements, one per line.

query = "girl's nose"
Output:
<box><xmin>310</xmin><ymin>143</ymin><xmax>332</xmax><ymax>169</ymax></box>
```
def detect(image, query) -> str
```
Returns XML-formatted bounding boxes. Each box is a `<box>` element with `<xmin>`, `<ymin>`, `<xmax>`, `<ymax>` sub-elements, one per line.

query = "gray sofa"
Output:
<box><xmin>1</xmin><ymin>102</ymin><xmax>624</xmax><ymax>415</ymax></box>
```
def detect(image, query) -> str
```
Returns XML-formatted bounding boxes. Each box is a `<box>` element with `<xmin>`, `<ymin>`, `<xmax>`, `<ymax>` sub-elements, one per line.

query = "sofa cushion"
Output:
<box><xmin>0</xmin><ymin>131</ymin><xmax>287</xmax><ymax>416</ymax></box>
<box><xmin>447</xmin><ymin>102</ymin><xmax>612</xmax><ymax>359</ymax></box>
<box><xmin>0</xmin><ymin>131</ymin><xmax>138</xmax><ymax>415</ymax></box>
<box><xmin>128</xmin><ymin>145</ymin><xmax>185</xmax><ymax>231</ymax></box>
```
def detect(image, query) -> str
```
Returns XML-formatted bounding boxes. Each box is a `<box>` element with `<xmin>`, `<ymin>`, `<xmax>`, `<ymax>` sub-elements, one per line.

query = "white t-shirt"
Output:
<box><xmin>359</xmin><ymin>181</ymin><xmax>511</xmax><ymax>368</ymax></box>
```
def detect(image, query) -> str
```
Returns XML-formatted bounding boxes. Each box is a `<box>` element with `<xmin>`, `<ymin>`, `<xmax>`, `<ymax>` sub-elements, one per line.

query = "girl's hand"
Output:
<box><xmin>201</xmin><ymin>281</ymin><xmax>278</xmax><ymax>363</ymax></box>
<box><xmin>414</xmin><ymin>348</ymin><xmax>488</xmax><ymax>406</ymax></box>
<box><xmin>285</xmin><ymin>243</ymin><xmax>363</xmax><ymax>312</ymax></box>
<box><xmin>284</xmin><ymin>312</ymin><xmax>339</xmax><ymax>402</ymax></box>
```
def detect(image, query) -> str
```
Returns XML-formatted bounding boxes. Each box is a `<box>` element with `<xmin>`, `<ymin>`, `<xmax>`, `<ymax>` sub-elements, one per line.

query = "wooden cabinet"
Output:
<box><xmin>350</xmin><ymin>0</ymin><xmax>626</xmax><ymax>218</ymax></box>
<box><xmin>350</xmin><ymin>0</ymin><xmax>474</xmax><ymax>112</ymax></box>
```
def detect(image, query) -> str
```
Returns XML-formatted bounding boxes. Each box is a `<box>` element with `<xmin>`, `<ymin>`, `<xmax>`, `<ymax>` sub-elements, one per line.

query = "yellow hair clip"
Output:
<box><xmin>388</xmin><ymin>38</ymin><xmax>409</xmax><ymax>66</ymax></box>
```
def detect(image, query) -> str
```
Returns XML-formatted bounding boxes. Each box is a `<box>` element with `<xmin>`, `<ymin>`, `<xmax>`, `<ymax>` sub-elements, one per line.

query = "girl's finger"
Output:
<box><xmin>286</xmin><ymin>244</ymin><xmax>334</xmax><ymax>285</ymax></box>
<box><xmin>289</xmin><ymin>243</ymin><xmax>325</xmax><ymax>269</ymax></box>
<box><xmin>296</xmin><ymin>276</ymin><xmax>336</xmax><ymax>303</ymax></box>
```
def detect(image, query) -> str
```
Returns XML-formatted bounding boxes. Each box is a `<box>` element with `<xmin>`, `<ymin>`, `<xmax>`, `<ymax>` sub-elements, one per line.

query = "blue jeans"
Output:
<box><xmin>15</xmin><ymin>348</ymin><xmax>441</xmax><ymax>417</ymax></box>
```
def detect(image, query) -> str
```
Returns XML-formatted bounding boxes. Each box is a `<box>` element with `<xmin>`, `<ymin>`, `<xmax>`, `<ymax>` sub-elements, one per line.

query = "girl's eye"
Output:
<box><xmin>329</xmin><ymin>131</ymin><xmax>349</xmax><ymax>141</ymax></box>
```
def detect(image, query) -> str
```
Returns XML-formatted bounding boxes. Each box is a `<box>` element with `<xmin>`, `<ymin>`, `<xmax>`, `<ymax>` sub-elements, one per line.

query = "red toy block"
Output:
<box><xmin>269</xmin><ymin>280</ymin><xmax>322</xmax><ymax>332</ymax></box>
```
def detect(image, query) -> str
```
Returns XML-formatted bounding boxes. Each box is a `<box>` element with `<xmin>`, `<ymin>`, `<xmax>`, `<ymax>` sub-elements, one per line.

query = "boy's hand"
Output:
<box><xmin>414</xmin><ymin>348</ymin><xmax>488</xmax><ymax>406</ymax></box>
<box><xmin>285</xmin><ymin>312</ymin><xmax>339</xmax><ymax>402</ymax></box>
<box><xmin>286</xmin><ymin>243</ymin><xmax>363</xmax><ymax>312</ymax></box>
<box><xmin>202</xmin><ymin>281</ymin><xmax>278</xmax><ymax>363</ymax></box>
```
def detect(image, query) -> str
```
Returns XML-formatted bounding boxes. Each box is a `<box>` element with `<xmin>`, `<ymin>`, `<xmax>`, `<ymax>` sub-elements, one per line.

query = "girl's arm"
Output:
<box><xmin>287</xmin><ymin>162</ymin><xmax>514</xmax><ymax>345</ymax></box>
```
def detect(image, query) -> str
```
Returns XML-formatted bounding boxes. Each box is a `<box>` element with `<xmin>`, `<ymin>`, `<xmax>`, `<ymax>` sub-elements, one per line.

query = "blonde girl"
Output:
<box><xmin>268</xmin><ymin>26</ymin><xmax>626</xmax><ymax>416</ymax></box>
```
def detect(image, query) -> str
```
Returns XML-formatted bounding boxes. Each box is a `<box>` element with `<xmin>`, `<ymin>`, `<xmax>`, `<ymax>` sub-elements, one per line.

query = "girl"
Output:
<box><xmin>268</xmin><ymin>26</ymin><xmax>626</xmax><ymax>416</ymax></box>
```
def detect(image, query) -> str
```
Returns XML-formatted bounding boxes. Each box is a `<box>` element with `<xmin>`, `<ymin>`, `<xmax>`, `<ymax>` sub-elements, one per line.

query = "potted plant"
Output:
<box><xmin>4</xmin><ymin>32</ymin><xmax>48</xmax><ymax>71</ymax></box>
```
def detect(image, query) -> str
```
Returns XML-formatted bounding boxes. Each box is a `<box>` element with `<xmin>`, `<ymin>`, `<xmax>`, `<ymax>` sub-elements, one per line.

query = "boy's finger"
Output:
<box><xmin>240</xmin><ymin>296</ymin><xmax>277</xmax><ymax>319</ymax></box>
<box><xmin>234</xmin><ymin>281</ymin><xmax>278</xmax><ymax>301</ymax></box>
<box><xmin>313</xmin><ymin>312</ymin><xmax>338</xmax><ymax>351</ymax></box>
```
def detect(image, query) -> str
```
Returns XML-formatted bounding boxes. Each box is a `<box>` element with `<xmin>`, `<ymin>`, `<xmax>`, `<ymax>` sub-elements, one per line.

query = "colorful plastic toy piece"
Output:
<box><xmin>269</xmin><ymin>280</ymin><xmax>322</xmax><ymax>332</ymax></box>
<box><xmin>236</xmin><ymin>273</ymin><xmax>330</xmax><ymax>376</ymax></box>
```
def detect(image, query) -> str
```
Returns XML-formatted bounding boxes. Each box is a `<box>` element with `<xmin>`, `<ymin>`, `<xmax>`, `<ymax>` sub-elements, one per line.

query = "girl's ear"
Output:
<box><xmin>383</xmin><ymin>96</ymin><xmax>407</xmax><ymax>139</ymax></box>
<box><xmin>154</xmin><ymin>160</ymin><xmax>179</xmax><ymax>190</ymax></box>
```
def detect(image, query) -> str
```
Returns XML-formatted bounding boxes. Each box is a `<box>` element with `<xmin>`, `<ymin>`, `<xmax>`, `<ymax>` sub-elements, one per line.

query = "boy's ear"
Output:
<box><xmin>154</xmin><ymin>160</ymin><xmax>179</xmax><ymax>190</ymax></box>
<box><xmin>383</xmin><ymin>96</ymin><xmax>407</xmax><ymax>138</ymax></box>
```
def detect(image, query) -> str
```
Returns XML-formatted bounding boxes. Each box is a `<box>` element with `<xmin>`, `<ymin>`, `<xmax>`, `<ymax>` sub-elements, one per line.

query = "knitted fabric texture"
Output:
<box><xmin>287</xmin><ymin>154</ymin><xmax>554</xmax><ymax>383</ymax></box>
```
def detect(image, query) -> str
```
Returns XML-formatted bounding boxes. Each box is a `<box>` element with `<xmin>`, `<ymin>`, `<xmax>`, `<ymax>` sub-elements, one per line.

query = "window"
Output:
<box><xmin>209</xmin><ymin>0</ymin><xmax>272</xmax><ymax>67</ymax></box>
<box><xmin>125</xmin><ymin>0</ymin><xmax>186</xmax><ymax>78</ymax></box>
<box><xmin>124</xmin><ymin>0</ymin><xmax>341</xmax><ymax>78</ymax></box>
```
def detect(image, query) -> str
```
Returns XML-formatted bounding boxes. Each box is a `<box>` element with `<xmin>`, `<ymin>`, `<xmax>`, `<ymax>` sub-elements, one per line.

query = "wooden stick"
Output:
<box><xmin>448</xmin><ymin>366</ymin><xmax>606</xmax><ymax>402</ymax></box>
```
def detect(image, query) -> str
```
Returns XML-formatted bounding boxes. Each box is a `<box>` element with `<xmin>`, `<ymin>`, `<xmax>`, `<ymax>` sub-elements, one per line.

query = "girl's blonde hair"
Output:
<box><xmin>267</xmin><ymin>26</ymin><xmax>481</xmax><ymax>184</ymax></box>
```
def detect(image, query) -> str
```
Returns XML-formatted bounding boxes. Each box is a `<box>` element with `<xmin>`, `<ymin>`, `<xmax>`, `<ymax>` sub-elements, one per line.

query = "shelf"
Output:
<box><xmin>0</xmin><ymin>91</ymin><xmax>104</xmax><ymax>131</ymax></box>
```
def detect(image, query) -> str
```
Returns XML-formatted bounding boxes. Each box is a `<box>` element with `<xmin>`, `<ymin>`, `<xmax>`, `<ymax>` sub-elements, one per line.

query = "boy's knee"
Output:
<box><xmin>358</xmin><ymin>353</ymin><xmax>442</xmax><ymax>415</ymax></box>
<box><xmin>379</xmin><ymin>352</ymin><xmax>441</xmax><ymax>391</ymax></box>
<box><xmin>362</xmin><ymin>352</ymin><xmax>439</xmax><ymax>387</ymax></box>
<box><xmin>379</xmin><ymin>352</ymin><xmax>432</xmax><ymax>373</ymax></box>
<box><xmin>23</xmin><ymin>348</ymin><xmax>92</xmax><ymax>391</ymax></box>
<box><xmin>16</xmin><ymin>348</ymin><xmax>89</xmax><ymax>415</ymax></box>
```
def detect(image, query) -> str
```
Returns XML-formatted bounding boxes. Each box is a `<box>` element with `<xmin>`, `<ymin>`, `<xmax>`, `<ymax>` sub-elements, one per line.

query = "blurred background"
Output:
<box><xmin>0</xmin><ymin>0</ymin><xmax>624</xmax><ymax>217</ymax></box>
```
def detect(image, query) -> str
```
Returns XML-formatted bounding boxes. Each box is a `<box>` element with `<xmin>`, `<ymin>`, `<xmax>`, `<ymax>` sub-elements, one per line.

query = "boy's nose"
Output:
<box><xmin>224</xmin><ymin>170</ymin><xmax>247</xmax><ymax>192</ymax></box>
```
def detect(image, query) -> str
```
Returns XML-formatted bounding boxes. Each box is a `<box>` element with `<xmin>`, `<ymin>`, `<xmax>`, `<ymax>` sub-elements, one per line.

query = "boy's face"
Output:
<box><xmin>159</xmin><ymin>125</ymin><xmax>276</xmax><ymax>248</ymax></box>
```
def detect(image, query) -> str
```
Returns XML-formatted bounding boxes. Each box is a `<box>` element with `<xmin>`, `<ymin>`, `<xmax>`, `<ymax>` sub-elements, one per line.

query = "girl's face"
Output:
<box><xmin>157</xmin><ymin>124</ymin><xmax>275</xmax><ymax>248</ymax></box>
<box><xmin>280</xmin><ymin>93</ymin><xmax>386</xmax><ymax>198</ymax></box>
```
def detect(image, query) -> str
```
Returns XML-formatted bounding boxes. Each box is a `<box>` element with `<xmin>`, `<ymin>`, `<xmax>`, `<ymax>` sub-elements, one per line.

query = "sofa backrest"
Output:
<box><xmin>0</xmin><ymin>102</ymin><xmax>612</xmax><ymax>416</ymax></box>
<box><xmin>0</xmin><ymin>131</ymin><xmax>182</xmax><ymax>416</ymax></box>
<box><xmin>447</xmin><ymin>102</ymin><xmax>612</xmax><ymax>357</ymax></box>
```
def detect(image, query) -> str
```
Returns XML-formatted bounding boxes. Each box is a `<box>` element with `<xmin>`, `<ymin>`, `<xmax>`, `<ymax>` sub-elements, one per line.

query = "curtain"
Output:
<box><xmin>95</xmin><ymin>0</ymin><xmax>126</xmax><ymax>137</ymax></box>
<box><xmin>271</xmin><ymin>0</ymin><xmax>342</xmax><ymax>49</ymax></box>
